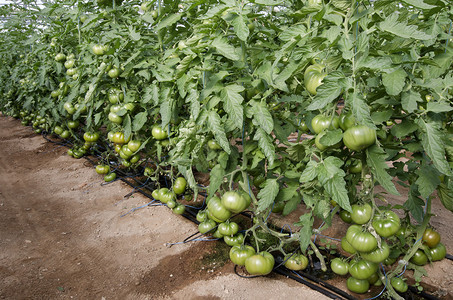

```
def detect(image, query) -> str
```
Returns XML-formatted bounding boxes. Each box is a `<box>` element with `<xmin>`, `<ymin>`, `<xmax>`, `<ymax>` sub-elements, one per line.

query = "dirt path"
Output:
<box><xmin>0</xmin><ymin>115</ymin><xmax>328</xmax><ymax>299</ymax></box>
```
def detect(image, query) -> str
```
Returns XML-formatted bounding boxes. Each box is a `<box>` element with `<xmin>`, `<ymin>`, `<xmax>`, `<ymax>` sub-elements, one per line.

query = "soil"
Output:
<box><xmin>0</xmin><ymin>114</ymin><xmax>452</xmax><ymax>300</ymax></box>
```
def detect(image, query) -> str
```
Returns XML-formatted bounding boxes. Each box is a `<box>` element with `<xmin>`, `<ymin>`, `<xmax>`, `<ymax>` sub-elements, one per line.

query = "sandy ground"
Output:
<box><xmin>0</xmin><ymin>114</ymin><xmax>452</xmax><ymax>300</ymax></box>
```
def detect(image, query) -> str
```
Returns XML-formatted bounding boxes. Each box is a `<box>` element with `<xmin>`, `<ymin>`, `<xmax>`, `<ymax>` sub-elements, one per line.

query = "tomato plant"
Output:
<box><xmin>346</xmin><ymin>225</ymin><xmax>377</xmax><ymax>253</ymax></box>
<box><xmin>372</xmin><ymin>210</ymin><xmax>401</xmax><ymax>238</ymax></box>
<box><xmin>343</xmin><ymin>125</ymin><xmax>377</xmax><ymax>152</ymax></box>
<box><xmin>172</xmin><ymin>177</ymin><xmax>187</xmax><ymax>195</ymax></box>
<box><xmin>347</xmin><ymin>277</ymin><xmax>369</xmax><ymax>294</ymax></box>
<box><xmin>330</xmin><ymin>258</ymin><xmax>349</xmax><ymax>276</ymax></box>
<box><xmin>284</xmin><ymin>254</ymin><xmax>308</xmax><ymax>271</ymax></box>
<box><xmin>151</xmin><ymin>125</ymin><xmax>168</xmax><ymax>140</ymax></box>
<box><xmin>229</xmin><ymin>245</ymin><xmax>255</xmax><ymax>266</ymax></box>
<box><xmin>351</xmin><ymin>203</ymin><xmax>372</xmax><ymax>225</ymax></box>
<box><xmin>422</xmin><ymin>228</ymin><xmax>441</xmax><ymax>248</ymax></box>
<box><xmin>311</xmin><ymin>114</ymin><xmax>340</xmax><ymax>134</ymax></box>
<box><xmin>391</xmin><ymin>277</ymin><xmax>408</xmax><ymax>293</ymax></box>
<box><xmin>220</xmin><ymin>191</ymin><xmax>250</xmax><ymax>214</ymax></box>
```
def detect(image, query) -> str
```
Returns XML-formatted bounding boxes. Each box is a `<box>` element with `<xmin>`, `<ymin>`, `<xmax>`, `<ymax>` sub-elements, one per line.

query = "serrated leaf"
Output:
<box><xmin>416</xmin><ymin>119</ymin><xmax>452</xmax><ymax>176</ymax></box>
<box><xmin>257</xmin><ymin>179</ymin><xmax>279</xmax><ymax>212</ymax></box>
<box><xmin>211</xmin><ymin>37</ymin><xmax>240</xmax><ymax>61</ymax></box>
<box><xmin>426</xmin><ymin>102</ymin><xmax>453</xmax><ymax>113</ymax></box>
<box><xmin>251</xmin><ymin>101</ymin><xmax>273</xmax><ymax>134</ymax></box>
<box><xmin>319</xmin><ymin>129</ymin><xmax>343</xmax><ymax>146</ymax></box>
<box><xmin>295</xmin><ymin>214</ymin><xmax>313</xmax><ymax>252</ymax></box>
<box><xmin>382</xmin><ymin>69</ymin><xmax>406</xmax><ymax>96</ymax></box>
<box><xmin>379</xmin><ymin>12</ymin><xmax>434</xmax><ymax>40</ymax></box>
<box><xmin>280</xmin><ymin>24</ymin><xmax>307</xmax><ymax>41</ymax></box>
<box><xmin>160</xmin><ymin>98</ymin><xmax>172</xmax><ymax>129</ymax></box>
<box><xmin>401</xmin><ymin>90</ymin><xmax>422</xmax><ymax>113</ymax></box>
<box><xmin>123</xmin><ymin>114</ymin><xmax>132</xmax><ymax>141</ymax></box>
<box><xmin>220</xmin><ymin>84</ymin><xmax>244</xmax><ymax>129</ymax></box>
<box><xmin>366</xmin><ymin>145</ymin><xmax>400</xmax><ymax>195</ymax></box>
<box><xmin>404</xmin><ymin>186</ymin><xmax>425</xmax><ymax>223</ymax></box>
<box><xmin>208</xmin><ymin>111</ymin><xmax>231</xmax><ymax>154</ymax></box>
<box><xmin>391</xmin><ymin>120</ymin><xmax>419</xmax><ymax>138</ymax></box>
<box><xmin>155</xmin><ymin>13</ymin><xmax>181</xmax><ymax>31</ymax></box>
<box><xmin>208</xmin><ymin>164</ymin><xmax>225</xmax><ymax>198</ymax></box>
<box><xmin>402</xmin><ymin>0</ymin><xmax>435</xmax><ymax>9</ymax></box>
<box><xmin>253</xmin><ymin>128</ymin><xmax>275</xmax><ymax>166</ymax></box>
<box><xmin>438</xmin><ymin>181</ymin><xmax>453</xmax><ymax>212</ymax></box>
<box><xmin>350</xmin><ymin>93</ymin><xmax>377</xmax><ymax>129</ymax></box>
<box><xmin>277</xmin><ymin>184</ymin><xmax>299</xmax><ymax>202</ymax></box>
<box><xmin>300</xmin><ymin>160</ymin><xmax>318</xmax><ymax>183</ymax></box>
<box><xmin>128</xmin><ymin>26</ymin><xmax>141</xmax><ymax>41</ymax></box>
<box><xmin>132</xmin><ymin>111</ymin><xmax>148</xmax><ymax>132</ymax></box>
<box><xmin>307</xmin><ymin>80</ymin><xmax>342</xmax><ymax>111</ymax></box>
<box><xmin>231</xmin><ymin>14</ymin><xmax>249</xmax><ymax>42</ymax></box>
<box><xmin>415</xmin><ymin>164</ymin><xmax>440</xmax><ymax>199</ymax></box>
<box><xmin>371</xmin><ymin>110</ymin><xmax>393</xmax><ymax>124</ymax></box>
<box><xmin>255</xmin><ymin>0</ymin><xmax>284</xmax><ymax>5</ymax></box>
<box><xmin>282</xmin><ymin>194</ymin><xmax>302</xmax><ymax>216</ymax></box>
<box><xmin>325</xmin><ymin>174</ymin><xmax>352</xmax><ymax>212</ymax></box>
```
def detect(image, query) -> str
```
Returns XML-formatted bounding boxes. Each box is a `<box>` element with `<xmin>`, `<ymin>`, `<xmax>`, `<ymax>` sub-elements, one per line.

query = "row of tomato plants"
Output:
<box><xmin>1</xmin><ymin>0</ymin><xmax>452</xmax><ymax>298</ymax></box>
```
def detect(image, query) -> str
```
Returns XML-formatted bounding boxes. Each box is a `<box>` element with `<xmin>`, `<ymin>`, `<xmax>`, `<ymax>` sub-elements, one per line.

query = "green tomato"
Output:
<box><xmin>346</xmin><ymin>225</ymin><xmax>377</xmax><ymax>253</ymax></box>
<box><xmin>207</xmin><ymin>196</ymin><xmax>231</xmax><ymax>222</ymax></box>
<box><xmin>224</xmin><ymin>233</ymin><xmax>244</xmax><ymax>246</ymax></box>
<box><xmin>127</xmin><ymin>140</ymin><xmax>141</xmax><ymax>152</ymax></box>
<box><xmin>347</xmin><ymin>277</ymin><xmax>370</xmax><ymax>294</ymax></box>
<box><xmin>218</xmin><ymin>221</ymin><xmax>239</xmax><ymax>236</ymax></box>
<box><xmin>172</xmin><ymin>204</ymin><xmax>186</xmax><ymax>215</ymax></box>
<box><xmin>96</xmin><ymin>164</ymin><xmax>110</xmax><ymax>175</ymax></box>
<box><xmin>351</xmin><ymin>203</ymin><xmax>372</xmax><ymax>225</ymax></box>
<box><xmin>343</xmin><ymin>125</ymin><xmax>377</xmax><ymax>152</ymax></box>
<box><xmin>196</xmin><ymin>210</ymin><xmax>208</xmax><ymax>223</ymax></box>
<box><xmin>311</xmin><ymin>114</ymin><xmax>340</xmax><ymax>134</ymax></box>
<box><xmin>245</xmin><ymin>251</ymin><xmax>275</xmax><ymax>276</ymax></box>
<box><xmin>410</xmin><ymin>250</ymin><xmax>428</xmax><ymax>266</ymax></box>
<box><xmin>422</xmin><ymin>228</ymin><xmax>441</xmax><ymax>248</ymax></box>
<box><xmin>341</xmin><ymin>237</ymin><xmax>357</xmax><ymax>254</ymax></box>
<box><xmin>152</xmin><ymin>125</ymin><xmax>168</xmax><ymax>140</ymax></box>
<box><xmin>230</xmin><ymin>245</ymin><xmax>256</xmax><ymax>266</ymax></box>
<box><xmin>55</xmin><ymin>53</ymin><xmax>66</xmax><ymax>62</ymax></box>
<box><xmin>198</xmin><ymin>219</ymin><xmax>216</xmax><ymax>234</ymax></box>
<box><xmin>340</xmin><ymin>111</ymin><xmax>356</xmax><ymax>131</ymax></box>
<box><xmin>359</xmin><ymin>242</ymin><xmax>390</xmax><ymax>264</ymax></box>
<box><xmin>330</xmin><ymin>258</ymin><xmax>349</xmax><ymax>275</ymax></box>
<box><xmin>391</xmin><ymin>277</ymin><xmax>408</xmax><ymax>293</ymax></box>
<box><xmin>284</xmin><ymin>254</ymin><xmax>309</xmax><ymax>271</ymax></box>
<box><xmin>349</xmin><ymin>260</ymin><xmax>378</xmax><ymax>280</ymax></box>
<box><xmin>104</xmin><ymin>172</ymin><xmax>117</xmax><ymax>182</ymax></box>
<box><xmin>207</xmin><ymin>139</ymin><xmax>222</xmax><ymax>150</ymax></box>
<box><xmin>304</xmin><ymin>64</ymin><xmax>326</xmax><ymax>95</ymax></box>
<box><xmin>429</xmin><ymin>243</ymin><xmax>446</xmax><ymax>261</ymax></box>
<box><xmin>339</xmin><ymin>210</ymin><xmax>353</xmax><ymax>224</ymax></box>
<box><xmin>54</xmin><ymin>125</ymin><xmax>64</xmax><ymax>135</ymax></box>
<box><xmin>221</xmin><ymin>191</ymin><xmax>249</xmax><ymax>214</ymax></box>
<box><xmin>173</xmin><ymin>177</ymin><xmax>187</xmax><ymax>195</ymax></box>
<box><xmin>108</xmin><ymin>67</ymin><xmax>120</xmax><ymax>78</ymax></box>
<box><xmin>92</xmin><ymin>44</ymin><xmax>106</xmax><ymax>55</ymax></box>
<box><xmin>60</xmin><ymin>130</ymin><xmax>70</xmax><ymax>139</ymax></box>
<box><xmin>372</xmin><ymin>210</ymin><xmax>401</xmax><ymax>238</ymax></box>
<box><xmin>348</xmin><ymin>159</ymin><xmax>362</xmax><ymax>174</ymax></box>
<box><xmin>108</xmin><ymin>112</ymin><xmax>123</xmax><ymax>124</ymax></box>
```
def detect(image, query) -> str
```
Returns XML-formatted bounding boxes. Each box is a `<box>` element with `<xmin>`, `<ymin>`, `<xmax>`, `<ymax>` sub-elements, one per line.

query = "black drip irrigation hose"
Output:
<box><xmin>35</xmin><ymin>129</ymin><xmax>453</xmax><ymax>300</ymax></box>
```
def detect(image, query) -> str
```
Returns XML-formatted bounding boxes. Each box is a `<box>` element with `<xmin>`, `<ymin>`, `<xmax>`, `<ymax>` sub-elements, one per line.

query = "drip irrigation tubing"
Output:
<box><xmin>37</xmin><ymin>129</ymin><xmax>452</xmax><ymax>300</ymax></box>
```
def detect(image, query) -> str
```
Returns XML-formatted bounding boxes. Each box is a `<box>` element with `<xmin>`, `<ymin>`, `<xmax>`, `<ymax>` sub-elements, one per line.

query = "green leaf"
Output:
<box><xmin>415</xmin><ymin>164</ymin><xmax>440</xmax><ymax>199</ymax></box>
<box><xmin>319</xmin><ymin>129</ymin><xmax>343</xmax><ymax>146</ymax></box>
<box><xmin>160</xmin><ymin>98</ymin><xmax>173</xmax><ymax>129</ymax></box>
<box><xmin>366</xmin><ymin>145</ymin><xmax>400</xmax><ymax>195</ymax></box>
<box><xmin>128</xmin><ymin>26</ymin><xmax>141</xmax><ymax>41</ymax></box>
<box><xmin>382</xmin><ymin>69</ymin><xmax>406</xmax><ymax>96</ymax></box>
<box><xmin>416</xmin><ymin>119</ymin><xmax>452</xmax><ymax>176</ymax></box>
<box><xmin>391</xmin><ymin>119</ymin><xmax>419</xmax><ymax>138</ymax></box>
<box><xmin>300</xmin><ymin>160</ymin><xmax>318</xmax><ymax>183</ymax></box>
<box><xmin>379</xmin><ymin>12</ymin><xmax>434</xmax><ymax>40</ymax></box>
<box><xmin>132</xmin><ymin>111</ymin><xmax>148</xmax><ymax>132</ymax></box>
<box><xmin>123</xmin><ymin>114</ymin><xmax>132</xmax><ymax>141</ymax></box>
<box><xmin>254</xmin><ymin>0</ymin><xmax>284</xmax><ymax>5</ymax></box>
<box><xmin>257</xmin><ymin>179</ymin><xmax>279</xmax><ymax>212</ymax></box>
<box><xmin>211</xmin><ymin>37</ymin><xmax>240</xmax><ymax>61</ymax></box>
<box><xmin>208</xmin><ymin>164</ymin><xmax>225</xmax><ymax>199</ymax></box>
<box><xmin>251</xmin><ymin>101</ymin><xmax>274</xmax><ymax>134</ymax></box>
<box><xmin>155</xmin><ymin>13</ymin><xmax>181</xmax><ymax>31</ymax></box>
<box><xmin>283</xmin><ymin>195</ymin><xmax>302</xmax><ymax>216</ymax></box>
<box><xmin>401</xmin><ymin>0</ymin><xmax>435</xmax><ymax>9</ymax></box>
<box><xmin>295</xmin><ymin>214</ymin><xmax>313</xmax><ymax>252</ymax></box>
<box><xmin>253</xmin><ymin>128</ymin><xmax>276</xmax><ymax>166</ymax></box>
<box><xmin>426</xmin><ymin>102</ymin><xmax>453</xmax><ymax>113</ymax></box>
<box><xmin>350</xmin><ymin>93</ymin><xmax>377</xmax><ymax>129</ymax></box>
<box><xmin>371</xmin><ymin>110</ymin><xmax>393</xmax><ymax>124</ymax></box>
<box><xmin>231</xmin><ymin>14</ymin><xmax>249</xmax><ymax>42</ymax></box>
<box><xmin>404</xmin><ymin>186</ymin><xmax>425</xmax><ymax>223</ymax></box>
<box><xmin>306</xmin><ymin>80</ymin><xmax>342</xmax><ymax>111</ymax></box>
<box><xmin>401</xmin><ymin>90</ymin><xmax>422</xmax><ymax>113</ymax></box>
<box><xmin>438</xmin><ymin>181</ymin><xmax>453</xmax><ymax>212</ymax></box>
<box><xmin>208</xmin><ymin>111</ymin><xmax>231</xmax><ymax>154</ymax></box>
<box><xmin>220</xmin><ymin>84</ymin><xmax>244</xmax><ymax>130</ymax></box>
<box><xmin>277</xmin><ymin>183</ymin><xmax>299</xmax><ymax>202</ymax></box>
<box><xmin>280</xmin><ymin>24</ymin><xmax>307</xmax><ymax>41</ymax></box>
